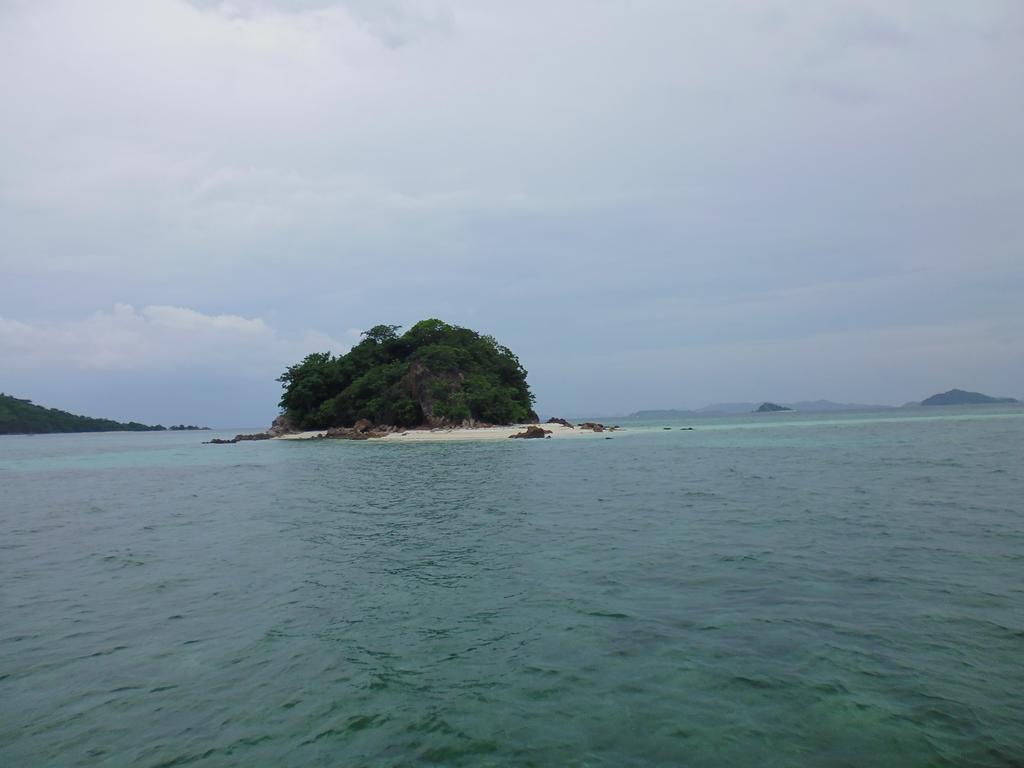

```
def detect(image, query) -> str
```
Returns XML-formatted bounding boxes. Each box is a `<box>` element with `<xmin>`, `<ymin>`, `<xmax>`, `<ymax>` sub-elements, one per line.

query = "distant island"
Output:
<box><xmin>276</xmin><ymin>319</ymin><xmax>537</xmax><ymax>433</ymax></box>
<box><xmin>627</xmin><ymin>400</ymin><xmax>891</xmax><ymax>418</ymax></box>
<box><xmin>0</xmin><ymin>393</ymin><xmax>166</xmax><ymax>435</ymax></box>
<box><xmin>919</xmin><ymin>389</ymin><xmax>1019</xmax><ymax>407</ymax></box>
<box><xmin>755</xmin><ymin>402</ymin><xmax>792</xmax><ymax>413</ymax></box>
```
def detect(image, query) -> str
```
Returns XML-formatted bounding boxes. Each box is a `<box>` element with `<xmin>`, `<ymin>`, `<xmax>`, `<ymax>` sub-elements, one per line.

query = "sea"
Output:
<box><xmin>2</xmin><ymin>406</ymin><xmax>1023</xmax><ymax>767</ymax></box>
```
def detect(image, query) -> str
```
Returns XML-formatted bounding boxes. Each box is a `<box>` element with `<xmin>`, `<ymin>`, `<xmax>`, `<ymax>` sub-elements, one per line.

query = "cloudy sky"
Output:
<box><xmin>2</xmin><ymin>0</ymin><xmax>1022</xmax><ymax>425</ymax></box>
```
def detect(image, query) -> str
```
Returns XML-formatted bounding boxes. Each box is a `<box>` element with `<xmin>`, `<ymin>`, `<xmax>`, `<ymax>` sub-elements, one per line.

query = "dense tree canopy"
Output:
<box><xmin>278</xmin><ymin>320</ymin><xmax>536</xmax><ymax>429</ymax></box>
<box><xmin>0</xmin><ymin>393</ymin><xmax>165</xmax><ymax>434</ymax></box>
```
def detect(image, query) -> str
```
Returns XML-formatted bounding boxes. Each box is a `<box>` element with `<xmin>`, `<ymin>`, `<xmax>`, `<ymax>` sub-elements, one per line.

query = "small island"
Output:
<box><xmin>272</xmin><ymin>319</ymin><xmax>538</xmax><ymax>438</ymax></box>
<box><xmin>755</xmin><ymin>402</ymin><xmax>792</xmax><ymax>413</ymax></box>
<box><xmin>0</xmin><ymin>393</ymin><xmax>165</xmax><ymax>435</ymax></box>
<box><xmin>919</xmin><ymin>389</ymin><xmax>1019</xmax><ymax>406</ymax></box>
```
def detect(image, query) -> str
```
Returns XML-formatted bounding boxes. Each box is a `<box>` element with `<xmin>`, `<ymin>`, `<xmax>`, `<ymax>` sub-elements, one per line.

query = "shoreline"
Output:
<box><xmin>275</xmin><ymin>423</ymin><xmax>615</xmax><ymax>442</ymax></box>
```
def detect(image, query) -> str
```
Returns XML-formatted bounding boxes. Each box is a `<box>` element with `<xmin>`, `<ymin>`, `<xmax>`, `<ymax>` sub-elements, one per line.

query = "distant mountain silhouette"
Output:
<box><xmin>787</xmin><ymin>399</ymin><xmax>892</xmax><ymax>412</ymax></box>
<box><xmin>628</xmin><ymin>399</ymin><xmax>895</xmax><ymax>419</ymax></box>
<box><xmin>627</xmin><ymin>409</ymin><xmax>695</xmax><ymax>420</ymax></box>
<box><xmin>696</xmin><ymin>403</ymin><xmax>756</xmax><ymax>414</ymax></box>
<box><xmin>919</xmin><ymin>389</ymin><xmax>1018</xmax><ymax>406</ymax></box>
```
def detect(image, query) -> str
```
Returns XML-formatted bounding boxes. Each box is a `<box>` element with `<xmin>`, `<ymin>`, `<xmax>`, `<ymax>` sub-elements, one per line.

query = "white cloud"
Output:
<box><xmin>0</xmin><ymin>304</ymin><xmax>348</xmax><ymax>374</ymax></box>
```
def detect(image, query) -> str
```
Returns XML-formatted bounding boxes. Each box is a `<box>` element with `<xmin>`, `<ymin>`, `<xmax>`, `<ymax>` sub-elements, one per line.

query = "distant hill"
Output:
<box><xmin>0</xmin><ymin>393</ymin><xmax>165</xmax><ymax>435</ymax></box>
<box><xmin>626</xmin><ymin>409</ymin><xmax>694</xmax><ymax>420</ymax></box>
<box><xmin>629</xmin><ymin>400</ymin><xmax>893</xmax><ymax>418</ymax></box>
<box><xmin>787</xmin><ymin>399</ymin><xmax>892</xmax><ymax>412</ymax></box>
<box><xmin>919</xmin><ymin>389</ymin><xmax>1018</xmax><ymax>407</ymax></box>
<box><xmin>755</xmin><ymin>402</ymin><xmax>792</xmax><ymax>413</ymax></box>
<box><xmin>697</xmin><ymin>402</ymin><xmax>756</xmax><ymax>414</ymax></box>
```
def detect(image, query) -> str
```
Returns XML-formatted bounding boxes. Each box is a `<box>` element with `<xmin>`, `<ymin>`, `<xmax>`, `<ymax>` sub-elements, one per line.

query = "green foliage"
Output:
<box><xmin>278</xmin><ymin>320</ymin><xmax>535</xmax><ymax>428</ymax></box>
<box><xmin>0</xmin><ymin>393</ymin><xmax>166</xmax><ymax>434</ymax></box>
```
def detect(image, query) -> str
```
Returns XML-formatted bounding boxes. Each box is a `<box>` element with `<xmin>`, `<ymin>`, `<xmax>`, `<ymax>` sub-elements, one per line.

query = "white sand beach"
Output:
<box><xmin>275</xmin><ymin>423</ymin><xmax>617</xmax><ymax>442</ymax></box>
<box><xmin>274</xmin><ymin>430</ymin><xmax>330</xmax><ymax>440</ymax></box>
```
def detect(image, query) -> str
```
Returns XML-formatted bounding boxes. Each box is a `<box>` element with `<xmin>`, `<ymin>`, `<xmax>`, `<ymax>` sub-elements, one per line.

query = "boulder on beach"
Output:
<box><xmin>546</xmin><ymin>417</ymin><xmax>574</xmax><ymax>428</ymax></box>
<box><xmin>509</xmin><ymin>425</ymin><xmax>552</xmax><ymax>439</ymax></box>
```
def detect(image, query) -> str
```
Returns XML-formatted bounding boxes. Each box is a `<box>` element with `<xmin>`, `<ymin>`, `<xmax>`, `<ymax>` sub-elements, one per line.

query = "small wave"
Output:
<box><xmin>728</xmin><ymin>674</ymin><xmax>779</xmax><ymax>690</ymax></box>
<box><xmin>86</xmin><ymin>645</ymin><xmax>128</xmax><ymax>658</ymax></box>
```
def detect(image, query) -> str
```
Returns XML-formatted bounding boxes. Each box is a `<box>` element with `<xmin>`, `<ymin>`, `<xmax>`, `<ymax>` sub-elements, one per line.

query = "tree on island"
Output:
<box><xmin>277</xmin><ymin>319</ymin><xmax>537</xmax><ymax>429</ymax></box>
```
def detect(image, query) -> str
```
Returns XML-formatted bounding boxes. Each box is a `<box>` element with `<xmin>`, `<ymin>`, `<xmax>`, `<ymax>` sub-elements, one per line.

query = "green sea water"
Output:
<box><xmin>2</xmin><ymin>407</ymin><xmax>1023</xmax><ymax>766</ymax></box>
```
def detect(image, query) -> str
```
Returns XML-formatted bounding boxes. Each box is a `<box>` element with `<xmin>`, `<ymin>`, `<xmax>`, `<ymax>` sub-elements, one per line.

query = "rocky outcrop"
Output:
<box><xmin>268</xmin><ymin>414</ymin><xmax>297</xmax><ymax>437</ymax></box>
<box><xmin>546</xmin><ymin>417</ymin><xmax>574</xmax><ymax>428</ymax></box>
<box><xmin>509</xmin><ymin>425</ymin><xmax>552</xmax><ymax>439</ymax></box>
<box><xmin>403</xmin><ymin>361</ymin><xmax>465</xmax><ymax>428</ymax></box>
<box><xmin>318</xmin><ymin>423</ymin><xmax>404</xmax><ymax>440</ymax></box>
<box><xmin>578</xmin><ymin>422</ymin><xmax>605</xmax><ymax>432</ymax></box>
<box><xmin>205</xmin><ymin>432</ymin><xmax>272</xmax><ymax>444</ymax></box>
<box><xmin>323</xmin><ymin>426</ymin><xmax>374</xmax><ymax>440</ymax></box>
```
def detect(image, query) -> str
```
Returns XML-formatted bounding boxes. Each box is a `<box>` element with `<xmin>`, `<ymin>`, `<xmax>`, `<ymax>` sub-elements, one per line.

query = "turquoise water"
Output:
<box><xmin>2</xmin><ymin>407</ymin><xmax>1023</xmax><ymax>766</ymax></box>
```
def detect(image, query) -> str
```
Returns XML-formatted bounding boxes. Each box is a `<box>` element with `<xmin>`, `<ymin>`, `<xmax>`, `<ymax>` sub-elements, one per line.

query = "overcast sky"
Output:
<box><xmin>2</xmin><ymin>0</ymin><xmax>1022</xmax><ymax>426</ymax></box>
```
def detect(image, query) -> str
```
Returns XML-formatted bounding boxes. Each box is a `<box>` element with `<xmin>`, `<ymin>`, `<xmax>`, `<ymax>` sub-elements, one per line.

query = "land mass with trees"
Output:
<box><xmin>0</xmin><ymin>393</ymin><xmax>166</xmax><ymax>435</ymax></box>
<box><xmin>276</xmin><ymin>319</ymin><xmax>537</xmax><ymax>431</ymax></box>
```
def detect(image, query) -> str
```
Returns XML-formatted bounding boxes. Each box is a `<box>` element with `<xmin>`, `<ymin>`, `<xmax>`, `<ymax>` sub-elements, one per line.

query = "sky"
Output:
<box><xmin>2</xmin><ymin>0</ymin><xmax>1022</xmax><ymax>426</ymax></box>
